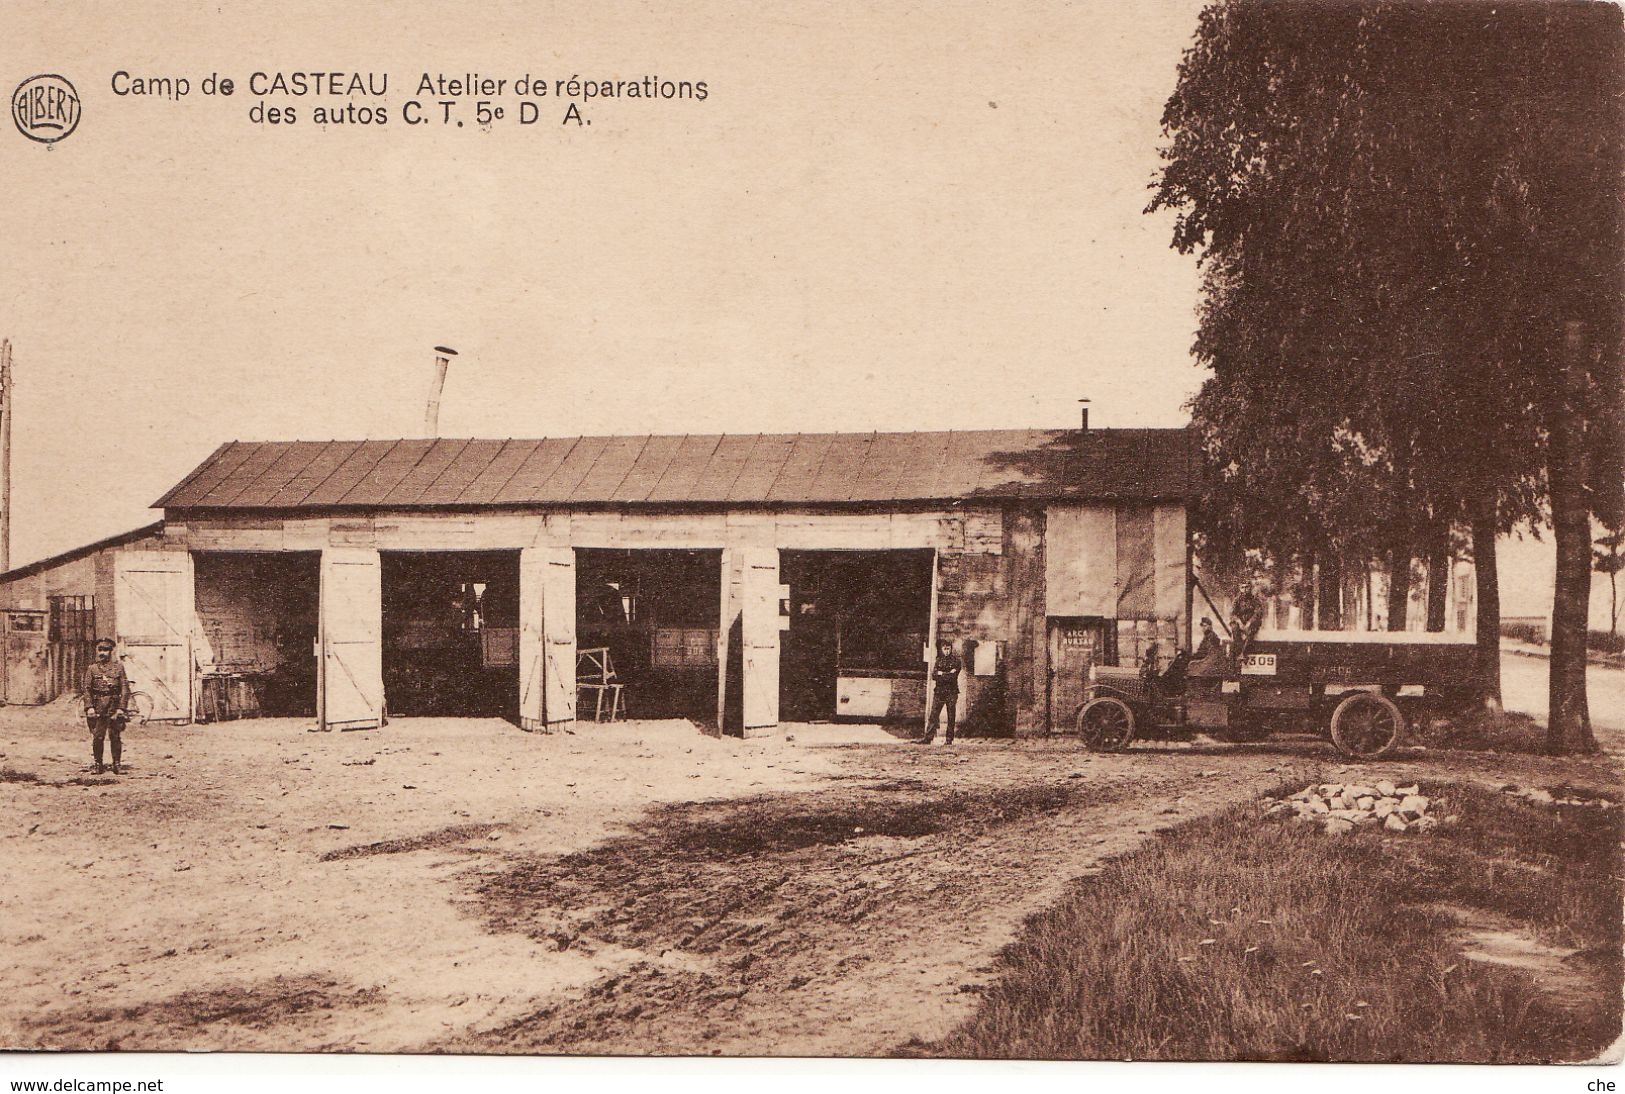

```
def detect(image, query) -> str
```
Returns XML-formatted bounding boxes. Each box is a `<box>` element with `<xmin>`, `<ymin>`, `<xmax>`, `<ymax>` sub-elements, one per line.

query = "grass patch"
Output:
<box><xmin>915</xmin><ymin>781</ymin><xmax>1621</xmax><ymax>1063</ymax></box>
<box><xmin>1416</xmin><ymin>709</ymin><xmax>1548</xmax><ymax>753</ymax></box>
<box><xmin>0</xmin><ymin>766</ymin><xmax>41</xmax><ymax>783</ymax></box>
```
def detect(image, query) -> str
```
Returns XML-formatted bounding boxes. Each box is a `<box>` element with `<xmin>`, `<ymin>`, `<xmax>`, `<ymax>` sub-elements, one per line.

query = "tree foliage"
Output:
<box><xmin>1150</xmin><ymin>0</ymin><xmax>1623</xmax><ymax>576</ymax></box>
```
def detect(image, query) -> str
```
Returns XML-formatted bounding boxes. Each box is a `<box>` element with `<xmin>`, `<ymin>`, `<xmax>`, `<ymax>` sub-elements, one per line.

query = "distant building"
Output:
<box><xmin>1241</xmin><ymin>557</ymin><xmax>1477</xmax><ymax>636</ymax></box>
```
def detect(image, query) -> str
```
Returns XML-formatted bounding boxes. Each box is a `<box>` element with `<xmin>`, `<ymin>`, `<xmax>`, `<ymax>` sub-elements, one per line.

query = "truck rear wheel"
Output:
<box><xmin>1077</xmin><ymin>696</ymin><xmax>1136</xmax><ymax>752</ymax></box>
<box><xmin>1329</xmin><ymin>692</ymin><xmax>1404</xmax><ymax>759</ymax></box>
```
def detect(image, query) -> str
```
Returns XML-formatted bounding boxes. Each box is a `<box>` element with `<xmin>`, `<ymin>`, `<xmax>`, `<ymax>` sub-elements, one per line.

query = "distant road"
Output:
<box><xmin>1499</xmin><ymin>651</ymin><xmax>1625</xmax><ymax>753</ymax></box>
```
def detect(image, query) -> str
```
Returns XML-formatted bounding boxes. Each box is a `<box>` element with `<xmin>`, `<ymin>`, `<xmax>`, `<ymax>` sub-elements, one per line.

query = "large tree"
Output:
<box><xmin>1150</xmin><ymin>0</ymin><xmax>1623</xmax><ymax>749</ymax></box>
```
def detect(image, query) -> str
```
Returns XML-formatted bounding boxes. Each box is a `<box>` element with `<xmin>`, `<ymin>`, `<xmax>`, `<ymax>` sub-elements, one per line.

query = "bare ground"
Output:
<box><xmin>0</xmin><ymin>698</ymin><xmax>1616</xmax><ymax>1056</ymax></box>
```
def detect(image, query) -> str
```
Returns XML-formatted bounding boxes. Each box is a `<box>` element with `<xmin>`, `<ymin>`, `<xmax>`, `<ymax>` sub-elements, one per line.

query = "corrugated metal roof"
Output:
<box><xmin>155</xmin><ymin>428</ymin><xmax>1195</xmax><ymax>510</ymax></box>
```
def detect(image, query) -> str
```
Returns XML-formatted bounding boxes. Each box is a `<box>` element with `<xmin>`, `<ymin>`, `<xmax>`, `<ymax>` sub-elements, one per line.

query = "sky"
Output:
<box><xmin>0</xmin><ymin>1</ymin><xmax>1595</xmax><ymax>623</ymax></box>
<box><xmin>2</xmin><ymin>0</ymin><xmax>1208</xmax><ymax>565</ymax></box>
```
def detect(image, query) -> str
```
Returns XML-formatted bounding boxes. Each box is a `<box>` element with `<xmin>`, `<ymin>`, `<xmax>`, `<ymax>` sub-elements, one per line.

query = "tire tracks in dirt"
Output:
<box><xmin>442</xmin><ymin>746</ymin><xmax>1309</xmax><ymax>1056</ymax></box>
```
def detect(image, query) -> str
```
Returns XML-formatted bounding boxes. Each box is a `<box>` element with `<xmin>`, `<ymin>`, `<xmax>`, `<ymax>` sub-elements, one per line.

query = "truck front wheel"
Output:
<box><xmin>1077</xmin><ymin>696</ymin><xmax>1136</xmax><ymax>752</ymax></box>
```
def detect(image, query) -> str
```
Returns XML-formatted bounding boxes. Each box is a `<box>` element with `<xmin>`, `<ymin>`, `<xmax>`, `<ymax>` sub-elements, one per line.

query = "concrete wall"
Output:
<box><xmin>930</xmin><ymin>506</ymin><xmax>1047</xmax><ymax>735</ymax></box>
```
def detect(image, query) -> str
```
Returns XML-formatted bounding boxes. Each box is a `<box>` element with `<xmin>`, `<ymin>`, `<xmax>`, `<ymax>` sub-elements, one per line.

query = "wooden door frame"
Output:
<box><xmin>1045</xmin><ymin>615</ymin><xmax>1110</xmax><ymax>733</ymax></box>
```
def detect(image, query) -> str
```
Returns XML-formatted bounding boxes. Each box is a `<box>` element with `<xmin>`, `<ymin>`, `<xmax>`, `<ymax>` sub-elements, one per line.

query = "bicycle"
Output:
<box><xmin>75</xmin><ymin>690</ymin><xmax>153</xmax><ymax>729</ymax></box>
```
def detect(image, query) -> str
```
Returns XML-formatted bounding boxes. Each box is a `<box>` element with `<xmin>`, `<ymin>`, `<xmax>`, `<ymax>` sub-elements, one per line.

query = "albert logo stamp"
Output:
<box><xmin>12</xmin><ymin>74</ymin><xmax>81</xmax><ymax>143</ymax></box>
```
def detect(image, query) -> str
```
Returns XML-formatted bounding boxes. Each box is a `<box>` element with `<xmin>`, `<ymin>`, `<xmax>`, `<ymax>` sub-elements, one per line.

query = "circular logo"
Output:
<box><xmin>12</xmin><ymin>75</ymin><xmax>81</xmax><ymax>144</ymax></box>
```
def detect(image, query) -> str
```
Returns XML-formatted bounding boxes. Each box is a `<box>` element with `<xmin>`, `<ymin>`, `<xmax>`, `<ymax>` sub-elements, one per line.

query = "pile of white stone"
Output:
<box><xmin>1262</xmin><ymin>779</ymin><xmax>1458</xmax><ymax>836</ymax></box>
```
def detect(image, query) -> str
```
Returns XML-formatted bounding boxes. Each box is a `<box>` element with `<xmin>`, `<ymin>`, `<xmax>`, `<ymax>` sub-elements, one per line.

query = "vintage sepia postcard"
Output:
<box><xmin>1</xmin><ymin>1</ymin><xmax>1620</xmax><ymax>1089</ymax></box>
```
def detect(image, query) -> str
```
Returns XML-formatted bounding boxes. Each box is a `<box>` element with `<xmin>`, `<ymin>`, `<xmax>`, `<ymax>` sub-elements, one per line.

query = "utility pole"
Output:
<box><xmin>0</xmin><ymin>340</ymin><xmax>13</xmax><ymax>572</ymax></box>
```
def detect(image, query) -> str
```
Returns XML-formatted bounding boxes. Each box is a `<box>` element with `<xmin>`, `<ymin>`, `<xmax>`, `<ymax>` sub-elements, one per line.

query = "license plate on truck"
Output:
<box><xmin>1241</xmin><ymin>653</ymin><xmax>1277</xmax><ymax>676</ymax></box>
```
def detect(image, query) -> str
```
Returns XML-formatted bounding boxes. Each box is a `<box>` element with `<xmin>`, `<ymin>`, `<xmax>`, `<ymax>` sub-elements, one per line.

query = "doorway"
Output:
<box><xmin>1047</xmin><ymin>616</ymin><xmax>1111</xmax><ymax>733</ymax></box>
<box><xmin>193</xmin><ymin>552</ymin><xmax>320</xmax><ymax>720</ymax></box>
<box><xmin>780</xmin><ymin>549</ymin><xmax>934</xmax><ymax>723</ymax></box>
<box><xmin>575</xmin><ymin>548</ymin><xmax>722</xmax><ymax>722</ymax></box>
<box><xmin>380</xmin><ymin>550</ymin><xmax>521</xmax><ymax>719</ymax></box>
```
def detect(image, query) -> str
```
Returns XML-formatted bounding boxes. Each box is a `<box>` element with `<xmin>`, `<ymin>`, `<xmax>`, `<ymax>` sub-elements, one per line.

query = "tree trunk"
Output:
<box><xmin>1318</xmin><ymin>558</ymin><xmax>1343</xmax><ymax>631</ymax></box>
<box><xmin>1548</xmin><ymin>321</ymin><xmax>1596</xmax><ymax>754</ymax></box>
<box><xmin>1426</xmin><ymin>549</ymin><xmax>1449</xmax><ymax>632</ymax></box>
<box><xmin>1472</xmin><ymin>511</ymin><xmax>1502</xmax><ymax>710</ymax></box>
<box><xmin>1386</xmin><ymin>548</ymin><xmax>1411</xmax><ymax>632</ymax></box>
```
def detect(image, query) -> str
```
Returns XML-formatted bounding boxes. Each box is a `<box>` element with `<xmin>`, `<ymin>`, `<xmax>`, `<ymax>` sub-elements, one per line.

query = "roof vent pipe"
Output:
<box><xmin>425</xmin><ymin>346</ymin><xmax>458</xmax><ymax>436</ymax></box>
<box><xmin>1078</xmin><ymin>398</ymin><xmax>1091</xmax><ymax>433</ymax></box>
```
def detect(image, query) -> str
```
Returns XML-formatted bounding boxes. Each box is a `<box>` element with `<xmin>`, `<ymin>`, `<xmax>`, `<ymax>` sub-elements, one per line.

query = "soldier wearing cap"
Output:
<box><xmin>82</xmin><ymin>638</ymin><xmax>131</xmax><ymax>774</ymax></box>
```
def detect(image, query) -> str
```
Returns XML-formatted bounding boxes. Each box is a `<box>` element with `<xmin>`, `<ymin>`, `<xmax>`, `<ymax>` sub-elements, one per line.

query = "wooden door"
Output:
<box><xmin>3</xmin><ymin>611</ymin><xmax>49</xmax><ymax>705</ymax></box>
<box><xmin>114</xmin><ymin>551</ymin><xmax>194</xmax><ymax>722</ymax></box>
<box><xmin>319</xmin><ymin>548</ymin><xmax>383</xmax><ymax>730</ymax></box>
<box><xmin>741</xmin><ymin>548</ymin><xmax>781</xmax><ymax>730</ymax></box>
<box><xmin>542</xmin><ymin>546</ymin><xmax>576</xmax><ymax>729</ymax></box>
<box><xmin>518</xmin><ymin>547</ymin><xmax>546</xmax><ymax>730</ymax></box>
<box><xmin>1047</xmin><ymin>617</ymin><xmax>1105</xmax><ymax>732</ymax></box>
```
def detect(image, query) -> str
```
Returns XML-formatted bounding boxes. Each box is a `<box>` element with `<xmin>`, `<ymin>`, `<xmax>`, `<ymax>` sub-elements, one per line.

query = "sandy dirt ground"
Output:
<box><xmin>0</xmin><ymin>660</ymin><xmax>1617</xmax><ymax>1057</ymax></box>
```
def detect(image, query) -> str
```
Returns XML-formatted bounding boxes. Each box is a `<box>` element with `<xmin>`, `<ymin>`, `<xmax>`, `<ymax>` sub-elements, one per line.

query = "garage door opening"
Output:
<box><xmin>576</xmin><ymin>548</ymin><xmax>721</xmax><ymax>723</ymax></box>
<box><xmin>193</xmin><ymin>552</ymin><xmax>320</xmax><ymax>720</ymax></box>
<box><xmin>381</xmin><ymin>550</ymin><xmax>520</xmax><ymax>719</ymax></box>
<box><xmin>779</xmin><ymin>549</ymin><xmax>934</xmax><ymax>723</ymax></box>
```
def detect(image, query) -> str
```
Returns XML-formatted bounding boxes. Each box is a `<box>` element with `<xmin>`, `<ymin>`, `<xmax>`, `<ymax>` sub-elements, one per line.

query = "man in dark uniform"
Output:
<box><xmin>83</xmin><ymin>638</ymin><xmax>131</xmax><ymax>774</ymax></box>
<box><xmin>920</xmin><ymin>638</ymin><xmax>963</xmax><ymax>745</ymax></box>
<box><xmin>1195</xmin><ymin>617</ymin><xmax>1223</xmax><ymax>661</ymax></box>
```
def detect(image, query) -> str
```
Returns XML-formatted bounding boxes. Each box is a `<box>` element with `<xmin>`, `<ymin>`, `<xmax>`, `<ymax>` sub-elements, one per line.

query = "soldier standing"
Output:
<box><xmin>83</xmin><ymin>638</ymin><xmax>131</xmax><ymax>774</ymax></box>
<box><xmin>919</xmin><ymin>638</ymin><xmax>964</xmax><ymax>745</ymax></box>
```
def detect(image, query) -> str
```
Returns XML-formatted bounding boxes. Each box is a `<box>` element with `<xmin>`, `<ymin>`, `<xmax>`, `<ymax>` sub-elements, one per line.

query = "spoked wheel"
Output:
<box><xmin>1076</xmin><ymin>696</ymin><xmax>1136</xmax><ymax>752</ymax></box>
<box><xmin>1328</xmin><ymin>692</ymin><xmax>1405</xmax><ymax>759</ymax></box>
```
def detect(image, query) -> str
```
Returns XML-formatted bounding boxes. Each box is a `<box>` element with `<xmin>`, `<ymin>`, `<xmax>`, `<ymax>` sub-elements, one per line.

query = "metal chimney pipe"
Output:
<box><xmin>1078</xmin><ymin>397</ymin><xmax>1091</xmax><ymax>433</ymax></box>
<box><xmin>425</xmin><ymin>345</ymin><xmax>458</xmax><ymax>436</ymax></box>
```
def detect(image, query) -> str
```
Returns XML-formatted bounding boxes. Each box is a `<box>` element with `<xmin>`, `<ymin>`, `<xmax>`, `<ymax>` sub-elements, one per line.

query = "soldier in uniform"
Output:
<box><xmin>1231</xmin><ymin>582</ymin><xmax>1265</xmax><ymax>661</ymax></box>
<box><xmin>1195</xmin><ymin>617</ymin><xmax>1223</xmax><ymax>662</ymax></box>
<box><xmin>919</xmin><ymin>638</ymin><xmax>964</xmax><ymax>745</ymax></box>
<box><xmin>82</xmin><ymin>638</ymin><xmax>131</xmax><ymax>774</ymax></box>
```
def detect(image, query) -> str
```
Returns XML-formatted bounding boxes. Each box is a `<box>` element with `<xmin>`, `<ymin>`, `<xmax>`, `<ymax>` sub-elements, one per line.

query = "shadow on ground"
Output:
<box><xmin>447</xmin><ymin>775</ymin><xmax>1135</xmax><ymax>1053</ymax></box>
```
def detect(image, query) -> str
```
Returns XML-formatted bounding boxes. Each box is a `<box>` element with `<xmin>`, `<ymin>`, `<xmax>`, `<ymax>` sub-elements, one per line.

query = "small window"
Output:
<box><xmin>48</xmin><ymin>594</ymin><xmax>94</xmax><ymax>642</ymax></box>
<box><xmin>1115</xmin><ymin>617</ymin><xmax>1179</xmax><ymax>670</ymax></box>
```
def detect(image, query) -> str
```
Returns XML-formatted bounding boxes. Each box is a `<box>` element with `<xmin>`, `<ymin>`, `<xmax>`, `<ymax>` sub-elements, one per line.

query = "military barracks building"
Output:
<box><xmin>0</xmin><ymin>427</ymin><xmax>1195</xmax><ymax>735</ymax></box>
